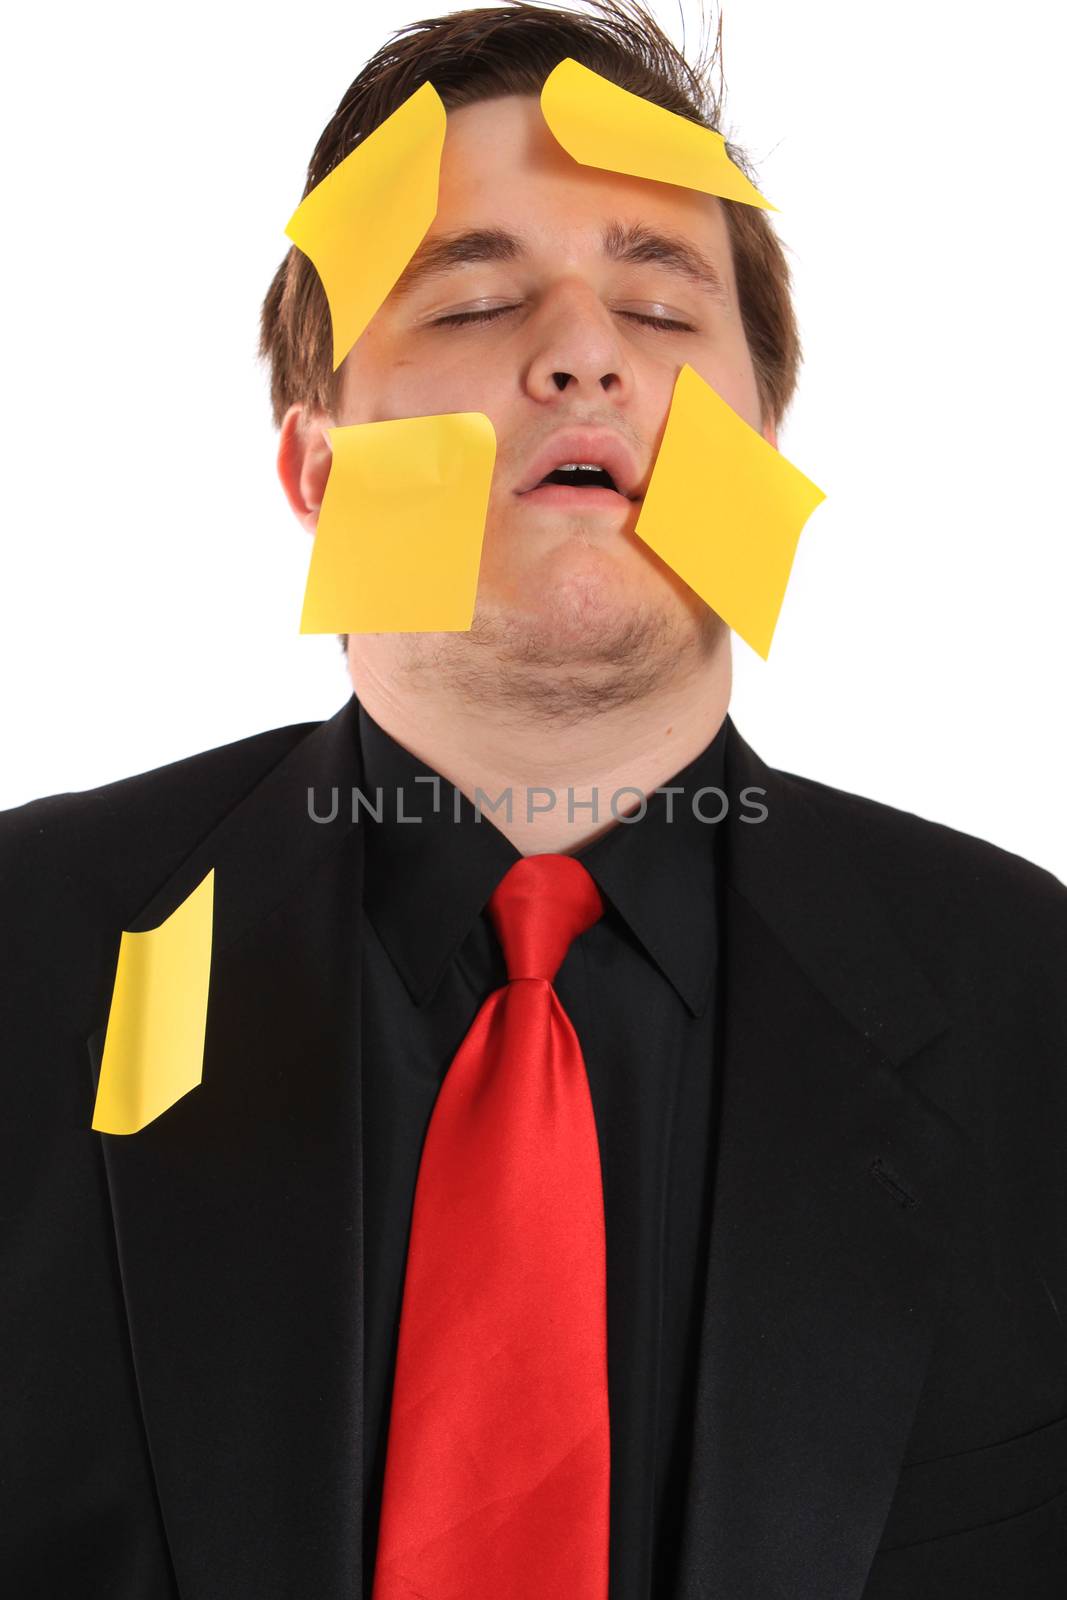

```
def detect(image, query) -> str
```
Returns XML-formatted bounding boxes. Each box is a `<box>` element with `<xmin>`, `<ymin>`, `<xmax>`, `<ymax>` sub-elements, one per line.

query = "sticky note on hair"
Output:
<box><xmin>284</xmin><ymin>81</ymin><xmax>447</xmax><ymax>369</ymax></box>
<box><xmin>634</xmin><ymin>364</ymin><xmax>824</xmax><ymax>658</ymax></box>
<box><xmin>300</xmin><ymin>411</ymin><xmax>496</xmax><ymax>632</ymax></box>
<box><xmin>540</xmin><ymin>58</ymin><xmax>774</xmax><ymax>210</ymax></box>
<box><xmin>91</xmin><ymin>870</ymin><xmax>215</xmax><ymax>1135</ymax></box>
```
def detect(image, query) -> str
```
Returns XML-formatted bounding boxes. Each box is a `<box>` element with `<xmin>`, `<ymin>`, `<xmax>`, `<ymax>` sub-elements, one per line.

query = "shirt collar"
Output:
<box><xmin>358</xmin><ymin>702</ymin><xmax>726</xmax><ymax>1017</ymax></box>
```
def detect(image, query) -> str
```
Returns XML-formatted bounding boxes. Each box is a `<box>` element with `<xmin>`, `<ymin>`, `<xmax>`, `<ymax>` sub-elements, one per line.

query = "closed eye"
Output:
<box><xmin>431</xmin><ymin>306</ymin><xmax>696</xmax><ymax>332</ymax></box>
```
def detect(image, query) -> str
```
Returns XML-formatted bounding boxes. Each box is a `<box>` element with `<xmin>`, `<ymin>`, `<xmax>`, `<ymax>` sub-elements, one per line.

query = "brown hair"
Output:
<box><xmin>259</xmin><ymin>0</ymin><xmax>801</xmax><ymax>432</ymax></box>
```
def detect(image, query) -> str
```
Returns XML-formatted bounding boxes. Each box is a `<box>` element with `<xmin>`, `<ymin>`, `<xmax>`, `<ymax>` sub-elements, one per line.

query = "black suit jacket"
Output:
<box><xmin>2</xmin><ymin>694</ymin><xmax>1065</xmax><ymax>1599</ymax></box>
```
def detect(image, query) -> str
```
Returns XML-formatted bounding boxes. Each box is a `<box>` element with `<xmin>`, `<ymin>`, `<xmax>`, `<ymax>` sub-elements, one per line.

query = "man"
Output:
<box><xmin>2</xmin><ymin>3</ymin><xmax>1065</xmax><ymax>1597</ymax></box>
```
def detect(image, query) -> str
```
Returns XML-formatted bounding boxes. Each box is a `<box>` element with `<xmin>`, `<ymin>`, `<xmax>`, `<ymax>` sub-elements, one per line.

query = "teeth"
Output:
<box><xmin>558</xmin><ymin>462</ymin><xmax>604</xmax><ymax>470</ymax></box>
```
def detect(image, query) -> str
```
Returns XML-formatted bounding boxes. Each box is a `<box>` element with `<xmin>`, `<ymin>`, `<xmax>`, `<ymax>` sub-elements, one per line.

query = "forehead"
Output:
<box><xmin>434</xmin><ymin>93</ymin><xmax>735</xmax><ymax>276</ymax></box>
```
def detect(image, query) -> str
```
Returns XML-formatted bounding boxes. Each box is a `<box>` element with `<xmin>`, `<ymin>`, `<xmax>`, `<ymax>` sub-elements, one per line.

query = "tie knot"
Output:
<box><xmin>488</xmin><ymin>854</ymin><xmax>604</xmax><ymax>983</ymax></box>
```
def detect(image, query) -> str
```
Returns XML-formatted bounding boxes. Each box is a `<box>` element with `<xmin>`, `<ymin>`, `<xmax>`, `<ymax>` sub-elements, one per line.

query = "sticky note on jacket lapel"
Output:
<box><xmin>300</xmin><ymin>411</ymin><xmax>496</xmax><ymax>632</ymax></box>
<box><xmin>91</xmin><ymin>870</ymin><xmax>215</xmax><ymax>1135</ymax></box>
<box><xmin>285</xmin><ymin>81</ymin><xmax>447</xmax><ymax>369</ymax></box>
<box><xmin>540</xmin><ymin>58</ymin><xmax>774</xmax><ymax>210</ymax></box>
<box><xmin>634</xmin><ymin>364</ymin><xmax>825</xmax><ymax>659</ymax></box>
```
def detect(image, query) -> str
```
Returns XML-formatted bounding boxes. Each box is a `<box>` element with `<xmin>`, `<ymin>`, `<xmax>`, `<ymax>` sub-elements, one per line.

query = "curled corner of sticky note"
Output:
<box><xmin>91</xmin><ymin>869</ymin><xmax>215</xmax><ymax>1136</ymax></box>
<box><xmin>540</xmin><ymin>57</ymin><xmax>775</xmax><ymax>212</ymax></box>
<box><xmin>284</xmin><ymin>80</ymin><xmax>448</xmax><ymax>369</ymax></box>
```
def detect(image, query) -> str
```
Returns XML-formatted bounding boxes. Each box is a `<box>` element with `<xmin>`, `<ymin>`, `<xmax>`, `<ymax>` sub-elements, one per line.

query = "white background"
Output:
<box><xmin>2</xmin><ymin>1</ymin><xmax>1063</xmax><ymax>879</ymax></box>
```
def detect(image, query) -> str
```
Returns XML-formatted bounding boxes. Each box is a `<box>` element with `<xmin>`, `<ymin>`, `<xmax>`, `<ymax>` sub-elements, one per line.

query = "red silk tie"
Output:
<box><xmin>371</xmin><ymin>853</ymin><xmax>611</xmax><ymax>1600</ymax></box>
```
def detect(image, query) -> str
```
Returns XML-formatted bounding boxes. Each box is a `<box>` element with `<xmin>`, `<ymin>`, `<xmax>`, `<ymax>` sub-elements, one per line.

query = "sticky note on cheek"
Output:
<box><xmin>300</xmin><ymin>411</ymin><xmax>497</xmax><ymax>633</ymax></box>
<box><xmin>284</xmin><ymin>81</ymin><xmax>447</xmax><ymax>369</ymax></box>
<box><xmin>540</xmin><ymin>58</ymin><xmax>774</xmax><ymax>210</ymax></box>
<box><xmin>91</xmin><ymin>870</ymin><xmax>215</xmax><ymax>1136</ymax></box>
<box><xmin>634</xmin><ymin>364</ymin><xmax>825</xmax><ymax>659</ymax></box>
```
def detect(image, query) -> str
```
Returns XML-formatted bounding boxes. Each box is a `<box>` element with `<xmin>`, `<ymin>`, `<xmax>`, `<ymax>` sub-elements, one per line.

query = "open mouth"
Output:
<box><xmin>516</xmin><ymin>436</ymin><xmax>641</xmax><ymax>504</ymax></box>
<box><xmin>536</xmin><ymin>464</ymin><xmax>620</xmax><ymax>491</ymax></box>
<box><xmin>520</xmin><ymin>463</ymin><xmax>635</xmax><ymax>510</ymax></box>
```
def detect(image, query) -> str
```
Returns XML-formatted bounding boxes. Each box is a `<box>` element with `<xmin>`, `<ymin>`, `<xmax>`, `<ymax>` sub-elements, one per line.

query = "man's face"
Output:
<box><xmin>325</xmin><ymin>93</ymin><xmax>774</xmax><ymax>705</ymax></box>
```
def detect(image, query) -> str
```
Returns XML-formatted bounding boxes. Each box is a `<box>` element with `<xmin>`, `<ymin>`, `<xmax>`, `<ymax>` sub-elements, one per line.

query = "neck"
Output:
<box><xmin>347</xmin><ymin>634</ymin><xmax>732</xmax><ymax>855</ymax></box>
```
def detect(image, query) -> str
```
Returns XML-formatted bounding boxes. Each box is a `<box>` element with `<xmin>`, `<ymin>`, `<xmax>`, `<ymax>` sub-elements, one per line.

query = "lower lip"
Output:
<box><xmin>517</xmin><ymin>484</ymin><xmax>636</xmax><ymax>510</ymax></box>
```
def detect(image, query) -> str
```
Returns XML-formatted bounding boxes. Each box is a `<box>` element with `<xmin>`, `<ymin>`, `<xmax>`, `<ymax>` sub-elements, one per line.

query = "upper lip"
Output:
<box><xmin>516</xmin><ymin>429</ymin><xmax>642</xmax><ymax>499</ymax></box>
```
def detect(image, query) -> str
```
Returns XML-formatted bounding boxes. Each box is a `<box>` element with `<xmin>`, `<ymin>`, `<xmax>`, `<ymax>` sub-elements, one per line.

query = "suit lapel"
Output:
<box><xmin>676</xmin><ymin>721</ymin><xmax>968</xmax><ymax>1600</ymax></box>
<box><xmin>87</xmin><ymin>697</ymin><xmax>367</xmax><ymax>1600</ymax></box>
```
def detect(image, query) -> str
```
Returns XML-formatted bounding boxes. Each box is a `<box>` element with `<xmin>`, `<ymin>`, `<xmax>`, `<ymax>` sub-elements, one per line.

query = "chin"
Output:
<box><xmin>468</xmin><ymin>532</ymin><xmax>716</xmax><ymax>665</ymax></box>
<box><xmin>473</xmin><ymin>573</ymin><xmax>688</xmax><ymax>670</ymax></box>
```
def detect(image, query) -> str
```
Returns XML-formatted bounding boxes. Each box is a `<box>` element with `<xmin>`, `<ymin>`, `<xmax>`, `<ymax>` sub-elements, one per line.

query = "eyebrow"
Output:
<box><xmin>389</xmin><ymin>218</ymin><xmax>732</xmax><ymax>307</ymax></box>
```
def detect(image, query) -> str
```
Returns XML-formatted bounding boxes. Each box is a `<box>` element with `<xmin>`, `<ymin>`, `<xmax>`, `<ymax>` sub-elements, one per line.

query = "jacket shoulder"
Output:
<box><xmin>784</xmin><ymin>765</ymin><xmax>1064</xmax><ymax>899</ymax></box>
<box><xmin>0</xmin><ymin>719</ymin><xmax>321</xmax><ymax>940</ymax></box>
<box><xmin>779</xmin><ymin>766</ymin><xmax>1067</xmax><ymax>997</ymax></box>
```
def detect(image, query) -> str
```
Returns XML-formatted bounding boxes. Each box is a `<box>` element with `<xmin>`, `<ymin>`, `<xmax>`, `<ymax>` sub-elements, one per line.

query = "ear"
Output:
<box><xmin>277</xmin><ymin>404</ymin><xmax>334</xmax><ymax>534</ymax></box>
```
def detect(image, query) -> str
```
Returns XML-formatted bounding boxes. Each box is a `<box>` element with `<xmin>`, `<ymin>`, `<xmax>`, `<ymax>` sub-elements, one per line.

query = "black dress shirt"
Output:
<box><xmin>357</xmin><ymin>703</ymin><xmax>728</xmax><ymax>1598</ymax></box>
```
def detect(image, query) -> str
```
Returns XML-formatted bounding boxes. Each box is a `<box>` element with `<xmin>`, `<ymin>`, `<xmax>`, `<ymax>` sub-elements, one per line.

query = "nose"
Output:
<box><xmin>523</xmin><ymin>280</ymin><xmax>636</xmax><ymax>404</ymax></box>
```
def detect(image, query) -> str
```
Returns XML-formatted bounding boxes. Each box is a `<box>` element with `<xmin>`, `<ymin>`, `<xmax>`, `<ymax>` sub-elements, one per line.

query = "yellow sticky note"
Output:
<box><xmin>91</xmin><ymin>870</ymin><xmax>215</xmax><ymax>1135</ymax></box>
<box><xmin>300</xmin><ymin>411</ymin><xmax>496</xmax><ymax>632</ymax></box>
<box><xmin>540</xmin><ymin>58</ymin><xmax>775</xmax><ymax>210</ymax></box>
<box><xmin>634</xmin><ymin>364</ymin><xmax>825</xmax><ymax>659</ymax></box>
<box><xmin>284</xmin><ymin>81</ymin><xmax>447</xmax><ymax>369</ymax></box>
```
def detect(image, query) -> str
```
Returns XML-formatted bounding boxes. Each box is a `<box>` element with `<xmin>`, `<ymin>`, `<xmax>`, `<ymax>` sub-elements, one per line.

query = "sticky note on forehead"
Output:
<box><xmin>299</xmin><ymin>411</ymin><xmax>496</xmax><ymax>633</ymax></box>
<box><xmin>285</xmin><ymin>81</ymin><xmax>447</xmax><ymax>369</ymax></box>
<box><xmin>634</xmin><ymin>364</ymin><xmax>824</xmax><ymax>658</ymax></box>
<box><xmin>540</xmin><ymin>58</ymin><xmax>774</xmax><ymax>210</ymax></box>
